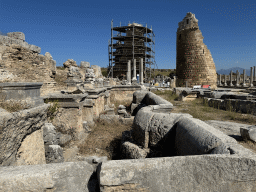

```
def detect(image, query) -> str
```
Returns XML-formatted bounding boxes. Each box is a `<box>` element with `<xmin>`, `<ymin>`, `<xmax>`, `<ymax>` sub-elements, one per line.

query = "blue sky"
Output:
<box><xmin>0</xmin><ymin>0</ymin><xmax>255</xmax><ymax>70</ymax></box>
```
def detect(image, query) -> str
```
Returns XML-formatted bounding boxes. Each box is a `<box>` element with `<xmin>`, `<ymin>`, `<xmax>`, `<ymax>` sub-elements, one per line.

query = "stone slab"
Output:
<box><xmin>99</xmin><ymin>155</ymin><xmax>256</xmax><ymax>192</ymax></box>
<box><xmin>205</xmin><ymin>120</ymin><xmax>251</xmax><ymax>137</ymax></box>
<box><xmin>0</xmin><ymin>161</ymin><xmax>94</xmax><ymax>191</ymax></box>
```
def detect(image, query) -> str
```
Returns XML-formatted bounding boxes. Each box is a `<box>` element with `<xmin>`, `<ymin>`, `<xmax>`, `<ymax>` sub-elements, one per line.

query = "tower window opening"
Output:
<box><xmin>203</xmin><ymin>49</ymin><xmax>204</xmax><ymax>54</ymax></box>
<box><xmin>179</xmin><ymin>34</ymin><xmax>181</xmax><ymax>40</ymax></box>
<box><xmin>186</xmin><ymin>19</ymin><xmax>189</xmax><ymax>24</ymax></box>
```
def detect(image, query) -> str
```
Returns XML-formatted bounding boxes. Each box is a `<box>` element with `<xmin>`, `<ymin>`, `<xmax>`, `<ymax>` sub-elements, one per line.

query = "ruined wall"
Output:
<box><xmin>176</xmin><ymin>12</ymin><xmax>217</xmax><ymax>89</ymax></box>
<box><xmin>0</xmin><ymin>104</ymin><xmax>49</xmax><ymax>166</ymax></box>
<box><xmin>0</xmin><ymin>44</ymin><xmax>57</xmax><ymax>95</ymax></box>
<box><xmin>110</xmin><ymin>85</ymin><xmax>141</xmax><ymax>104</ymax></box>
<box><xmin>0</xmin><ymin>32</ymin><xmax>41</xmax><ymax>53</ymax></box>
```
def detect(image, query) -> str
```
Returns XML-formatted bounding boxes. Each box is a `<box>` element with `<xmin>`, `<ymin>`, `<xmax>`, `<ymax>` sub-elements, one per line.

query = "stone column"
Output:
<box><xmin>219</xmin><ymin>75</ymin><xmax>222</xmax><ymax>86</ymax></box>
<box><xmin>236</xmin><ymin>70</ymin><xmax>240</xmax><ymax>87</ymax></box>
<box><xmin>139</xmin><ymin>58</ymin><xmax>144</xmax><ymax>85</ymax></box>
<box><xmin>230</xmin><ymin>71</ymin><xmax>233</xmax><ymax>86</ymax></box>
<box><xmin>250</xmin><ymin>67</ymin><xmax>253</xmax><ymax>87</ymax></box>
<box><xmin>132</xmin><ymin>59</ymin><xmax>136</xmax><ymax>81</ymax></box>
<box><xmin>127</xmin><ymin>60</ymin><xmax>131</xmax><ymax>85</ymax></box>
<box><xmin>243</xmin><ymin>69</ymin><xmax>246</xmax><ymax>87</ymax></box>
<box><xmin>224</xmin><ymin>75</ymin><xmax>227</xmax><ymax>86</ymax></box>
<box><xmin>254</xmin><ymin>66</ymin><xmax>256</xmax><ymax>81</ymax></box>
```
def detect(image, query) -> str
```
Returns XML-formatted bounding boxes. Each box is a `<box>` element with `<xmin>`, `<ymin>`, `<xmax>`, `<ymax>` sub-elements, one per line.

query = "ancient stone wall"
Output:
<box><xmin>0</xmin><ymin>44</ymin><xmax>57</xmax><ymax>95</ymax></box>
<box><xmin>176</xmin><ymin>12</ymin><xmax>217</xmax><ymax>89</ymax></box>
<box><xmin>0</xmin><ymin>104</ymin><xmax>50</xmax><ymax>166</ymax></box>
<box><xmin>0</xmin><ymin>32</ymin><xmax>41</xmax><ymax>53</ymax></box>
<box><xmin>110</xmin><ymin>85</ymin><xmax>142</xmax><ymax>104</ymax></box>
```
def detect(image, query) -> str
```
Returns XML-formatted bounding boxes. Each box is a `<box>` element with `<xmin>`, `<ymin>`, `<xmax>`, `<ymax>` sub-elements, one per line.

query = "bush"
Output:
<box><xmin>45</xmin><ymin>99</ymin><xmax>59</xmax><ymax>120</ymax></box>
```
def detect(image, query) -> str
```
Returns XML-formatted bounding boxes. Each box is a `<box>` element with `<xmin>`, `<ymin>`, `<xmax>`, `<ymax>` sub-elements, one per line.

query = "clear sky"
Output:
<box><xmin>0</xmin><ymin>0</ymin><xmax>255</xmax><ymax>70</ymax></box>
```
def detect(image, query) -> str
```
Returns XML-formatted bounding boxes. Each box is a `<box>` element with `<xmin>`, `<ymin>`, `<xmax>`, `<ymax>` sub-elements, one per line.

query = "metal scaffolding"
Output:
<box><xmin>108</xmin><ymin>20</ymin><xmax>156</xmax><ymax>80</ymax></box>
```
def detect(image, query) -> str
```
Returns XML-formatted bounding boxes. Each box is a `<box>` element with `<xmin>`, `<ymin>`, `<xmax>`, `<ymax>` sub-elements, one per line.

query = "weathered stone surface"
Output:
<box><xmin>0</xmin><ymin>82</ymin><xmax>44</xmax><ymax>108</ymax></box>
<box><xmin>205</xmin><ymin>120</ymin><xmax>251</xmax><ymax>136</ymax></box>
<box><xmin>0</xmin><ymin>161</ymin><xmax>94</xmax><ymax>192</ymax></box>
<box><xmin>57</xmin><ymin>132</ymin><xmax>72</xmax><ymax>146</ymax></box>
<box><xmin>79</xmin><ymin>156</ymin><xmax>108</xmax><ymax>165</ymax></box>
<box><xmin>151</xmin><ymin>104</ymin><xmax>173</xmax><ymax>113</ymax></box>
<box><xmin>103</xmin><ymin>105</ymin><xmax>115</xmax><ymax>115</ymax></box>
<box><xmin>119</xmin><ymin>116</ymin><xmax>134</xmax><ymax>125</ymax></box>
<box><xmin>241</xmin><ymin>126</ymin><xmax>256</xmax><ymax>142</ymax></box>
<box><xmin>133</xmin><ymin>106</ymin><xmax>192</xmax><ymax>148</ymax></box>
<box><xmin>145</xmin><ymin>92</ymin><xmax>172</xmax><ymax>106</ymax></box>
<box><xmin>45</xmin><ymin>145</ymin><xmax>64</xmax><ymax>163</ymax></box>
<box><xmin>66</xmin><ymin>66</ymin><xmax>83</xmax><ymax>83</ymax></box>
<box><xmin>99</xmin><ymin>114</ymin><xmax>119</xmax><ymax>124</ymax></box>
<box><xmin>91</xmin><ymin>65</ymin><xmax>103</xmax><ymax>78</ymax></box>
<box><xmin>80</xmin><ymin>61</ymin><xmax>90</xmax><ymax>68</ymax></box>
<box><xmin>176</xmin><ymin>117</ymin><xmax>237</xmax><ymax>156</ymax></box>
<box><xmin>0</xmin><ymin>32</ymin><xmax>41</xmax><ymax>53</ymax></box>
<box><xmin>176</xmin><ymin>12</ymin><xmax>217</xmax><ymax>88</ymax></box>
<box><xmin>0</xmin><ymin>108</ymin><xmax>10</xmax><ymax>115</ymax></box>
<box><xmin>83</xmin><ymin>121</ymin><xmax>92</xmax><ymax>133</ymax></box>
<box><xmin>99</xmin><ymin>155</ymin><xmax>256</xmax><ymax>192</ymax></box>
<box><xmin>131</xmin><ymin>103</ymin><xmax>139</xmax><ymax>115</ymax></box>
<box><xmin>43</xmin><ymin>123</ymin><xmax>58</xmax><ymax>145</ymax></box>
<box><xmin>118</xmin><ymin>109</ymin><xmax>128</xmax><ymax>117</ymax></box>
<box><xmin>14</xmin><ymin>128</ymin><xmax>46</xmax><ymax>166</ymax></box>
<box><xmin>7</xmin><ymin>32</ymin><xmax>25</xmax><ymax>41</ymax></box>
<box><xmin>44</xmin><ymin>52</ymin><xmax>52</xmax><ymax>60</ymax></box>
<box><xmin>85</xmin><ymin>68</ymin><xmax>96</xmax><ymax>83</ymax></box>
<box><xmin>0</xmin><ymin>69</ymin><xmax>14</xmax><ymax>82</ymax></box>
<box><xmin>63</xmin><ymin>58</ymin><xmax>77</xmax><ymax>68</ymax></box>
<box><xmin>121</xmin><ymin>141</ymin><xmax>148</xmax><ymax>159</ymax></box>
<box><xmin>0</xmin><ymin>104</ymin><xmax>50</xmax><ymax>166</ymax></box>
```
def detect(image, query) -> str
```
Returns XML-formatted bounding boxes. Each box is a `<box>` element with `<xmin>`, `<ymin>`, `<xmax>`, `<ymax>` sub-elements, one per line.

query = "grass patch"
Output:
<box><xmin>0</xmin><ymin>99</ymin><xmax>29</xmax><ymax>112</ymax></box>
<box><xmin>78</xmin><ymin>119</ymin><xmax>132</xmax><ymax>160</ymax></box>
<box><xmin>153</xmin><ymin>90</ymin><xmax>179</xmax><ymax>101</ymax></box>
<box><xmin>154</xmin><ymin>90</ymin><xmax>256</xmax><ymax>124</ymax></box>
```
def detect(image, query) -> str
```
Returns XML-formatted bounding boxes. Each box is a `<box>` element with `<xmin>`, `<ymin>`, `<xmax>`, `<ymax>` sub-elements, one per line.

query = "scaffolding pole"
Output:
<box><xmin>154</xmin><ymin>33</ymin><xmax>156</xmax><ymax>78</ymax></box>
<box><xmin>111</xmin><ymin>19</ymin><xmax>113</xmax><ymax>78</ymax></box>
<box><xmin>133</xmin><ymin>25</ymin><xmax>134</xmax><ymax>75</ymax></box>
<box><xmin>150</xmin><ymin>26</ymin><xmax>153</xmax><ymax>81</ymax></box>
<box><xmin>145</xmin><ymin>24</ymin><xmax>147</xmax><ymax>80</ymax></box>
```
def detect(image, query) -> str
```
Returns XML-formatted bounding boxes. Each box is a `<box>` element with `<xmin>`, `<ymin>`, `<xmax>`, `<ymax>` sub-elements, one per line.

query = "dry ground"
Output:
<box><xmin>78</xmin><ymin>90</ymin><xmax>256</xmax><ymax>159</ymax></box>
<box><xmin>78</xmin><ymin>120</ymin><xmax>132</xmax><ymax>160</ymax></box>
<box><xmin>78</xmin><ymin>101</ymin><xmax>132</xmax><ymax>160</ymax></box>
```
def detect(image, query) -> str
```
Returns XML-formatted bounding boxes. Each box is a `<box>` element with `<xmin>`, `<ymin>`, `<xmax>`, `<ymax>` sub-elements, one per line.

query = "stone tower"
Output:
<box><xmin>176</xmin><ymin>12</ymin><xmax>217</xmax><ymax>88</ymax></box>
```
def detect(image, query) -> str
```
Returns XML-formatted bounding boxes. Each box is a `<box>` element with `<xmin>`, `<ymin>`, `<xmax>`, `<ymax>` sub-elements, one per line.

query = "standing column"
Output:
<box><xmin>236</xmin><ymin>70</ymin><xmax>240</xmax><ymax>87</ymax></box>
<box><xmin>219</xmin><ymin>74</ymin><xmax>222</xmax><ymax>86</ymax></box>
<box><xmin>243</xmin><ymin>69</ymin><xmax>246</xmax><ymax>87</ymax></box>
<box><xmin>224</xmin><ymin>75</ymin><xmax>227</xmax><ymax>86</ymax></box>
<box><xmin>254</xmin><ymin>66</ymin><xmax>256</xmax><ymax>81</ymax></box>
<box><xmin>230</xmin><ymin>70</ymin><xmax>233</xmax><ymax>86</ymax></box>
<box><xmin>132</xmin><ymin>59</ymin><xmax>136</xmax><ymax>81</ymax></box>
<box><xmin>139</xmin><ymin>58</ymin><xmax>144</xmax><ymax>85</ymax></box>
<box><xmin>250</xmin><ymin>67</ymin><xmax>253</xmax><ymax>87</ymax></box>
<box><xmin>127</xmin><ymin>60</ymin><xmax>131</xmax><ymax>85</ymax></box>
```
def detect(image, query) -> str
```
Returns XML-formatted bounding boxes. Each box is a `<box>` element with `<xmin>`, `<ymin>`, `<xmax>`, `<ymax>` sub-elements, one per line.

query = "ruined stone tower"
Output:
<box><xmin>176</xmin><ymin>12</ymin><xmax>217</xmax><ymax>88</ymax></box>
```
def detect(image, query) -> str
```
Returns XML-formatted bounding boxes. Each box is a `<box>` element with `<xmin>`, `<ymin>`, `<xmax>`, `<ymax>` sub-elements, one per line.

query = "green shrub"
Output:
<box><xmin>46</xmin><ymin>99</ymin><xmax>59</xmax><ymax>120</ymax></box>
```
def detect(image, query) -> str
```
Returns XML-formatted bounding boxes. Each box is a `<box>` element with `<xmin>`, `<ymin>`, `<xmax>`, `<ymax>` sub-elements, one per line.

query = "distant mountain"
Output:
<box><xmin>217</xmin><ymin>67</ymin><xmax>250</xmax><ymax>76</ymax></box>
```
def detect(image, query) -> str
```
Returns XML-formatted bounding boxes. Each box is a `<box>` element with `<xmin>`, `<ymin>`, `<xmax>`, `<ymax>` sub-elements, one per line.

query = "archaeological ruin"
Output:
<box><xmin>1</xmin><ymin>14</ymin><xmax>256</xmax><ymax>192</ymax></box>
<box><xmin>176</xmin><ymin>12</ymin><xmax>217</xmax><ymax>89</ymax></box>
